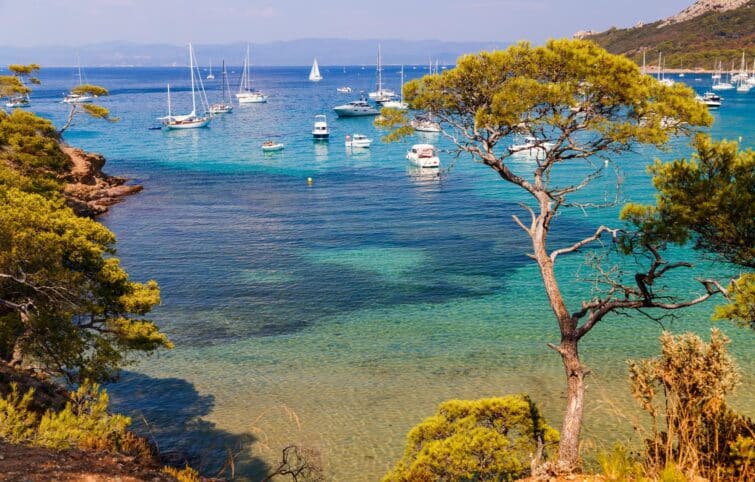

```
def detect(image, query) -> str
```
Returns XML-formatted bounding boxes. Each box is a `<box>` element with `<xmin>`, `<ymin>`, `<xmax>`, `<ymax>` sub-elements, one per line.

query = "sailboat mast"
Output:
<box><xmin>167</xmin><ymin>84</ymin><xmax>172</xmax><ymax>118</ymax></box>
<box><xmin>400</xmin><ymin>65</ymin><xmax>404</xmax><ymax>102</ymax></box>
<box><xmin>76</xmin><ymin>52</ymin><xmax>83</xmax><ymax>85</ymax></box>
<box><xmin>377</xmin><ymin>44</ymin><xmax>382</xmax><ymax>92</ymax></box>
<box><xmin>189</xmin><ymin>43</ymin><xmax>197</xmax><ymax>115</ymax></box>
<box><xmin>245</xmin><ymin>45</ymin><xmax>251</xmax><ymax>91</ymax></box>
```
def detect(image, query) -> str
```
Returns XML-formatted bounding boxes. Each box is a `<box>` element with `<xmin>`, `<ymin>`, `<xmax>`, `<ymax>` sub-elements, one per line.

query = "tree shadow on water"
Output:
<box><xmin>106</xmin><ymin>371</ymin><xmax>268</xmax><ymax>479</ymax></box>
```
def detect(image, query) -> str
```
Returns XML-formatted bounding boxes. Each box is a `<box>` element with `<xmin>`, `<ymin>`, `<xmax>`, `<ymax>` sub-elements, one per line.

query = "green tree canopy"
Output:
<box><xmin>0</xmin><ymin>186</ymin><xmax>171</xmax><ymax>382</ymax></box>
<box><xmin>383</xmin><ymin>39</ymin><xmax>717</xmax><ymax>470</ymax></box>
<box><xmin>59</xmin><ymin>85</ymin><xmax>118</xmax><ymax>134</ymax></box>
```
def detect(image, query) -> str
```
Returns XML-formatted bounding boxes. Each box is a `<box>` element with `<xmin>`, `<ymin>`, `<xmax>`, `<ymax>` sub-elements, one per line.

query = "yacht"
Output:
<box><xmin>382</xmin><ymin>65</ymin><xmax>408</xmax><ymax>110</ymax></box>
<box><xmin>406</xmin><ymin>144</ymin><xmax>440</xmax><ymax>168</ymax></box>
<box><xmin>333</xmin><ymin>96</ymin><xmax>379</xmax><ymax>117</ymax></box>
<box><xmin>236</xmin><ymin>45</ymin><xmax>268</xmax><ymax>103</ymax></box>
<box><xmin>411</xmin><ymin>115</ymin><xmax>440</xmax><ymax>133</ymax></box>
<box><xmin>368</xmin><ymin>44</ymin><xmax>396</xmax><ymax>103</ymax></box>
<box><xmin>337</xmin><ymin>86</ymin><xmax>353</xmax><ymax>93</ymax></box>
<box><xmin>209</xmin><ymin>60</ymin><xmax>233</xmax><ymax>114</ymax></box>
<box><xmin>508</xmin><ymin>136</ymin><xmax>554</xmax><ymax>159</ymax></box>
<box><xmin>63</xmin><ymin>54</ymin><xmax>94</xmax><ymax>104</ymax></box>
<box><xmin>312</xmin><ymin>114</ymin><xmax>329</xmax><ymax>140</ymax></box>
<box><xmin>345</xmin><ymin>134</ymin><xmax>372</xmax><ymax>148</ymax></box>
<box><xmin>162</xmin><ymin>44</ymin><xmax>212</xmax><ymax>130</ymax></box>
<box><xmin>695</xmin><ymin>92</ymin><xmax>722</xmax><ymax>108</ymax></box>
<box><xmin>5</xmin><ymin>94</ymin><xmax>30</xmax><ymax>108</ymax></box>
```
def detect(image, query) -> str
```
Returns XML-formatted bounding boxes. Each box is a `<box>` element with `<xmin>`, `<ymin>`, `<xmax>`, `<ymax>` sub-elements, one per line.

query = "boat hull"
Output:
<box><xmin>236</xmin><ymin>94</ymin><xmax>268</xmax><ymax>103</ymax></box>
<box><xmin>262</xmin><ymin>144</ymin><xmax>285</xmax><ymax>152</ymax></box>
<box><xmin>164</xmin><ymin>118</ymin><xmax>211</xmax><ymax>130</ymax></box>
<box><xmin>333</xmin><ymin>108</ymin><xmax>378</xmax><ymax>117</ymax></box>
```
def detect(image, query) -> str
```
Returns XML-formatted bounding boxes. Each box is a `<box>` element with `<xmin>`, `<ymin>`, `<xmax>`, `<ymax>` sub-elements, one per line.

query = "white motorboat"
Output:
<box><xmin>507</xmin><ymin>136</ymin><xmax>554</xmax><ymax>159</ymax></box>
<box><xmin>333</xmin><ymin>97</ymin><xmax>379</xmax><ymax>117</ymax></box>
<box><xmin>411</xmin><ymin>116</ymin><xmax>440</xmax><ymax>133</ymax></box>
<box><xmin>236</xmin><ymin>45</ymin><xmax>268</xmax><ymax>103</ymax></box>
<box><xmin>209</xmin><ymin>60</ymin><xmax>233</xmax><ymax>114</ymax></box>
<box><xmin>5</xmin><ymin>94</ymin><xmax>30</xmax><ymax>108</ymax></box>
<box><xmin>382</xmin><ymin>65</ymin><xmax>408</xmax><ymax>110</ymax></box>
<box><xmin>345</xmin><ymin>134</ymin><xmax>372</xmax><ymax>148</ymax></box>
<box><xmin>261</xmin><ymin>141</ymin><xmax>285</xmax><ymax>152</ymax></box>
<box><xmin>63</xmin><ymin>54</ymin><xmax>94</xmax><ymax>104</ymax></box>
<box><xmin>368</xmin><ymin>44</ymin><xmax>396</xmax><ymax>103</ymax></box>
<box><xmin>162</xmin><ymin>44</ymin><xmax>212</xmax><ymax>130</ymax></box>
<box><xmin>337</xmin><ymin>86</ymin><xmax>352</xmax><ymax>93</ymax></box>
<box><xmin>312</xmin><ymin>114</ymin><xmax>329</xmax><ymax>140</ymax></box>
<box><xmin>695</xmin><ymin>91</ymin><xmax>722</xmax><ymax>108</ymax></box>
<box><xmin>309</xmin><ymin>58</ymin><xmax>323</xmax><ymax>82</ymax></box>
<box><xmin>406</xmin><ymin>144</ymin><xmax>440</xmax><ymax>168</ymax></box>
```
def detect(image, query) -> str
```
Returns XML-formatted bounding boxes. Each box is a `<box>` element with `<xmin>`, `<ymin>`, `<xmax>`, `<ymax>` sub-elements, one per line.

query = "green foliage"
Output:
<box><xmin>35</xmin><ymin>382</ymin><xmax>130</xmax><ymax>451</ymax></box>
<box><xmin>0</xmin><ymin>187</ymin><xmax>171</xmax><ymax>382</ymax></box>
<box><xmin>374</xmin><ymin>108</ymin><xmax>415</xmax><ymax>142</ymax></box>
<box><xmin>163</xmin><ymin>465</ymin><xmax>201</xmax><ymax>482</ymax></box>
<box><xmin>597</xmin><ymin>443</ymin><xmax>645</xmax><ymax>481</ymax></box>
<box><xmin>0</xmin><ymin>381</ymin><xmax>139</xmax><ymax>455</ymax></box>
<box><xmin>0</xmin><ymin>383</ymin><xmax>38</xmax><ymax>443</ymax></box>
<box><xmin>0</xmin><ymin>109</ymin><xmax>70</xmax><ymax>180</ymax></box>
<box><xmin>60</xmin><ymin>85</ymin><xmax>117</xmax><ymax>134</ymax></box>
<box><xmin>71</xmin><ymin>84</ymin><xmax>109</xmax><ymax>98</ymax></box>
<box><xmin>383</xmin><ymin>395</ymin><xmax>559</xmax><ymax>481</ymax></box>
<box><xmin>713</xmin><ymin>273</ymin><xmax>755</xmax><ymax>329</ymax></box>
<box><xmin>0</xmin><ymin>75</ymin><xmax>30</xmax><ymax>98</ymax></box>
<box><xmin>628</xmin><ymin>329</ymin><xmax>754</xmax><ymax>481</ymax></box>
<box><xmin>588</xmin><ymin>2</ymin><xmax>755</xmax><ymax>69</ymax></box>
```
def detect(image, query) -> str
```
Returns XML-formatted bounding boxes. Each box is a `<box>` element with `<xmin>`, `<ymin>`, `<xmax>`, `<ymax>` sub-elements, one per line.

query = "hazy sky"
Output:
<box><xmin>1</xmin><ymin>0</ymin><xmax>693</xmax><ymax>46</ymax></box>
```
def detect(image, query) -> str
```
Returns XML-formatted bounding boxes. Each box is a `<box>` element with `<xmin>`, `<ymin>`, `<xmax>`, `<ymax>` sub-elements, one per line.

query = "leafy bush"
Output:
<box><xmin>0</xmin><ymin>382</ymin><xmax>37</xmax><ymax>443</ymax></box>
<box><xmin>383</xmin><ymin>395</ymin><xmax>559</xmax><ymax>481</ymax></box>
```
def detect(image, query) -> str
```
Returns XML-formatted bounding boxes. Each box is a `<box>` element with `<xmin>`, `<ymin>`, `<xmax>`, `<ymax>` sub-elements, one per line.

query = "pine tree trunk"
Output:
<box><xmin>557</xmin><ymin>339</ymin><xmax>585</xmax><ymax>470</ymax></box>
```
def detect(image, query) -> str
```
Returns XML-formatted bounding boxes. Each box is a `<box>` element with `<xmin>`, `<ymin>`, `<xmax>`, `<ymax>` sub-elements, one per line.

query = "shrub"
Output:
<box><xmin>383</xmin><ymin>394</ymin><xmax>559</xmax><ymax>481</ymax></box>
<box><xmin>0</xmin><ymin>382</ymin><xmax>37</xmax><ymax>443</ymax></box>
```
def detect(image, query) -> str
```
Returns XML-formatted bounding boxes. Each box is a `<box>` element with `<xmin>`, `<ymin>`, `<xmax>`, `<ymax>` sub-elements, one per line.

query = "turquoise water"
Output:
<box><xmin>21</xmin><ymin>66</ymin><xmax>755</xmax><ymax>480</ymax></box>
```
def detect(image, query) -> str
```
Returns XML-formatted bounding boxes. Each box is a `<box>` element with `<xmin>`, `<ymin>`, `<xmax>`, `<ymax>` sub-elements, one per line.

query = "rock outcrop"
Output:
<box><xmin>659</xmin><ymin>0</ymin><xmax>751</xmax><ymax>27</ymax></box>
<box><xmin>61</xmin><ymin>146</ymin><xmax>143</xmax><ymax>217</ymax></box>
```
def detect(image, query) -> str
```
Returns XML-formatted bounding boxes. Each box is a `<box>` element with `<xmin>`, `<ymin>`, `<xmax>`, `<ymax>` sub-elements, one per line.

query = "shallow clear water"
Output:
<box><xmin>18</xmin><ymin>65</ymin><xmax>755</xmax><ymax>480</ymax></box>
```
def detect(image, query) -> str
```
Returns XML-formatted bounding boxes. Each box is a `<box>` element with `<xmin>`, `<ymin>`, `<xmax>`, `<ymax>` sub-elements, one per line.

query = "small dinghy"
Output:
<box><xmin>261</xmin><ymin>141</ymin><xmax>285</xmax><ymax>152</ymax></box>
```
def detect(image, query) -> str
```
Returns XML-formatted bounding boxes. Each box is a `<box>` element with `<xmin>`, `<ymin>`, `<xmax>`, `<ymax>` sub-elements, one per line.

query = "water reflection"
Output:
<box><xmin>313</xmin><ymin>141</ymin><xmax>329</xmax><ymax>160</ymax></box>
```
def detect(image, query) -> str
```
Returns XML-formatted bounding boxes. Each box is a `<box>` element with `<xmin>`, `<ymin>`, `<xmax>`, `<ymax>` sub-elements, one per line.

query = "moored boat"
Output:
<box><xmin>309</xmin><ymin>58</ymin><xmax>323</xmax><ymax>82</ymax></box>
<box><xmin>262</xmin><ymin>141</ymin><xmax>285</xmax><ymax>152</ymax></box>
<box><xmin>345</xmin><ymin>134</ymin><xmax>372</xmax><ymax>148</ymax></box>
<box><xmin>236</xmin><ymin>45</ymin><xmax>268</xmax><ymax>103</ymax></box>
<box><xmin>406</xmin><ymin>144</ymin><xmax>440</xmax><ymax>168</ymax></box>
<box><xmin>411</xmin><ymin>116</ymin><xmax>440</xmax><ymax>132</ymax></box>
<box><xmin>312</xmin><ymin>114</ymin><xmax>329</xmax><ymax>140</ymax></box>
<box><xmin>333</xmin><ymin>97</ymin><xmax>379</xmax><ymax>117</ymax></box>
<box><xmin>162</xmin><ymin>44</ymin><xmax>212</xmax><ymax>130</ymax></box>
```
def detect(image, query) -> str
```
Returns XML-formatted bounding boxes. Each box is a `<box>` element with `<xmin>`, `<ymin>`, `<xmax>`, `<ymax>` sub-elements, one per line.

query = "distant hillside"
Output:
<box><xmin>585</xmin><ymin>0</ymin><xmax>755</xmax><ymax>70</ymax></box>
<box><xmin>0</xmin><ymin>39</ymin><xmax>506</xmax><ymax>67</ymax></box>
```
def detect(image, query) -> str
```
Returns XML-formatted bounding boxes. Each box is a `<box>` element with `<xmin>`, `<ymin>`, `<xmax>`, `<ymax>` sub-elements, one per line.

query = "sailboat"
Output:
<box><xmin>382</xmin><ymin>65</ymin><xmax>408</xmax><ymax>109</ymax></box>
<box><xmin>162</xmin><ymin>43</ymin><xmax>212</xmax><ymax>130</ymax></box>
<box><xmin>369</xmin><ymin>44</ymin><xmax>396</xmax><ymax>103</ymax></box>
<box><xmin>236</xmin><ymin>45</ymin><xmax>268</xmax><ymax>103</ymax></box>
<box><xmin>63</xmin><ymin>54</ymin><xmax>94</xmax><ymax>104</ymax></box>
<box><xmin>657</xmin><ymin>53</ymin><xmax>675</xmax><ymax>87</ymax></box>
<box><xmin>209</xmin><ymin>60</ymin><xmax>233</xmax><ymax>114</ymax></box>
<box><xmin>735</xmin><ymin>51</ymin><xmax>751</xmax><ymax>93</ymax></box>
<box><xmin>207</xmin><ymin>59</ymin><xmax>215</xmax><ymax>80</ymax></box>
<box><xmin>309</xmin><ymin>58</ymin><xmax>323</xmax><ymax>82</ymax></box>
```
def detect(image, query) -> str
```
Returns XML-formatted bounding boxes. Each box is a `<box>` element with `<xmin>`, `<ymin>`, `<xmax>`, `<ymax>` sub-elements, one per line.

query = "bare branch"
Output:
<box><xmin>550</xmin><ymin>226</ymin><xmax>619</xmax><ymax>263</ymax></box>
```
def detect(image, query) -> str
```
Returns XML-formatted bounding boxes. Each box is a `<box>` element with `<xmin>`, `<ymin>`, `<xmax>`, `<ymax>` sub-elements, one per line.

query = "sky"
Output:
<box><xmin>0</xmin><ymin>0</ymin><xmax>694</xmax><ymax>47</ymax></box>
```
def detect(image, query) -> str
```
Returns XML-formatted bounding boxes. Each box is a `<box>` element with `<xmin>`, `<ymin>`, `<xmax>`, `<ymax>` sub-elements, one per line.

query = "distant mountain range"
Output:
<box><xmin>582</xmin><ymin>0</ymin><xmax>755</xmax><ymax>69</ymax></box>
<box><xmin>0</xmin><ymin>39</ymin><xmax>507</xmax><ymax>67</ymax></box>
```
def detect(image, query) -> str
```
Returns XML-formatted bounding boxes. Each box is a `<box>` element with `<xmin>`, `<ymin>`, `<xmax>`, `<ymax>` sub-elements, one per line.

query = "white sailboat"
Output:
<box><xmin>162</xmin><ymin>43</ymin><xmax>212</xmax><ymax>130</ymax></box>
<box><xmin>369</xmin><ymin>44</ymin><xmax>396</xmax><ymax>103</ymax></box>
<box><xmin>209</xmin><ymin>60</ymin><xmax>233</xmax><ymax>114</ymax></box>
<box><xmin>207</xmin><ymin>59</ymin><xmax>215</xmax><ymax>80</ymax></box>
<box><xmin>736</xmin><ymin>51</ymin><xmax>751</xmax><ymax>93</ymax></box>
<box><xmin>63</xmin><ymin>53</ymin><xmax>94</xmax><ymax>104</ymax></box>
<box><xmin>382</xmin><ymin>65</ymin><xmax>408</xmax><ymax>109</ymax></box>
<box><xmin>236</xmin><ymin>45</ymin><xmax>268</xmax><ymax>103</ymax></box>
<box><xmin>309</xmin><ymin>58</ymin><xmax>323</xmax><ymax>82</ymax></box>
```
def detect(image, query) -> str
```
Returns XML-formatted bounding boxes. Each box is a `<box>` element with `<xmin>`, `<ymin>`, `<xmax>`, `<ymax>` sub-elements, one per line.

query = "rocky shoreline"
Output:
<box><xmin>61</xmin><ymin>145</ymin><xmax>143</xmax><ymax>217</ymax></box>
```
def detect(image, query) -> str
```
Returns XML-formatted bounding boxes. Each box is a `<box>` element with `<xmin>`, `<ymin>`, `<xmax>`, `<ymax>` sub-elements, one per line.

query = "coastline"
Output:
<box><xmin>61</xmin><ymin>145</ymin><xmax>143</xmax><ymax>217</ymax></box>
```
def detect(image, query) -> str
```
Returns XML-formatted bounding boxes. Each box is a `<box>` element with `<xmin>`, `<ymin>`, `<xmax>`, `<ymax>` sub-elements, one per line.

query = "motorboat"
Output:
<box><xmin>162</xmin><ymin>44</ymin><xmax>212</xmax><ymax>130</ymax></box>
<box><xmin>507</xmin><ymin>136</ymin><xmax>554</xmax><ymax>159</ymax></box>
<box><xmin>333</xmin><ymin>97</ymin><xmax>379</xmax><ymax>117</ymax></box>
<box><xmin>406</xmin><ymin>144</ymin><xmax>440</xmax><ymax>168</ymax></box>
<box><xmin>345</xmin><ymin>134</ymin><xmax>372</xmax><ymax>148</ymax></box>
<box><xmin>411</xmin><ymin>116</ymin><xmax>440</xmax><ymax>132</ymax></box>
<box><xmin>312</xmin><ymin>114</ymin><xmax>329</xmax><ymax>140</ymax></box>
<box><xmin>209</xmin><ymin>60</ymin><xmax>233</xmax><ymax>114</ymax></box>
<box><xmin>337</xmin><ymin>86</ymin><xmax>352</xmax><ymax>93</ymax></box>
<box><xmin>695</xmin><ymin>92</ymin><xmax>722</xmax><ymax>108</ymax></box>
<box><xmin>5</xmin><ymin>95</ymin><xmax>30</xmax><ymax>108</ymax></box>
<box><xmin>262</xmin><ymin>141</ymin><xmax>285</xmax><ymax>152</ymax></box>
<box><xmin>236</xmin><ymin>45</ymin><xmax>268</xmax><ymax>103</ymax></box>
